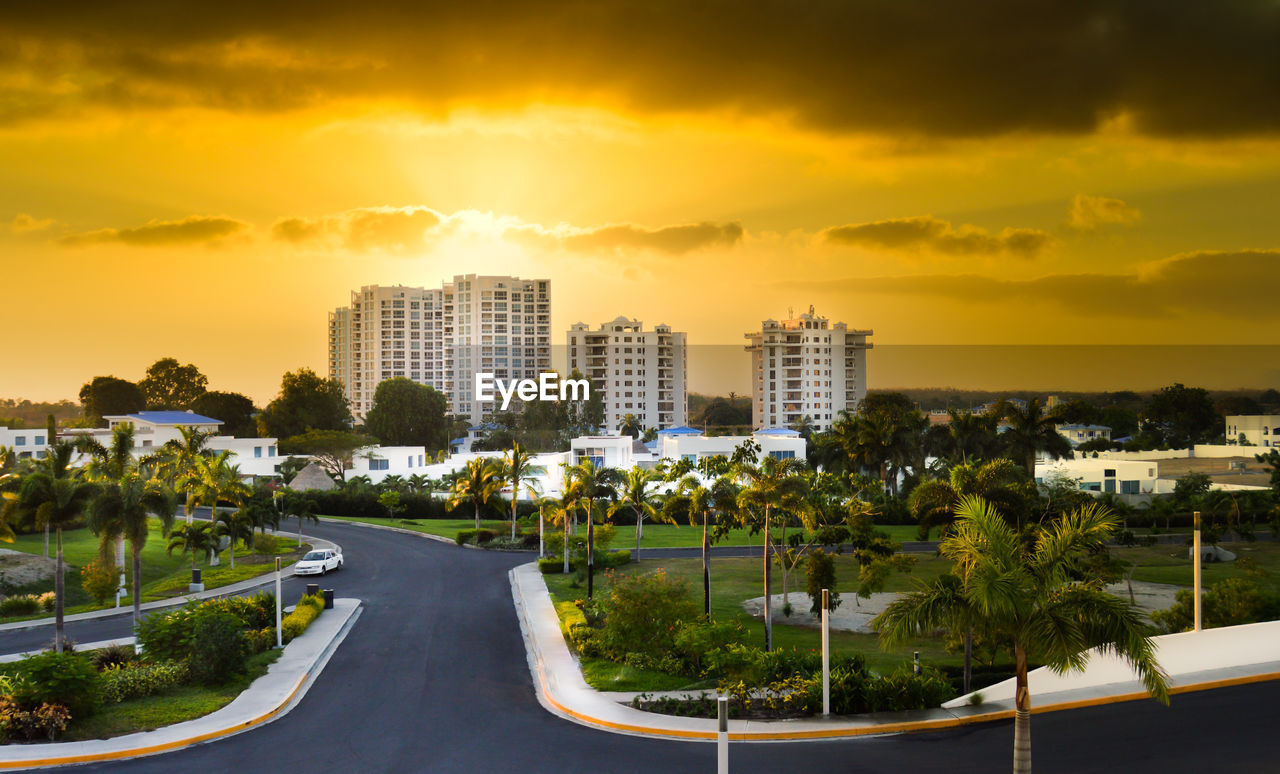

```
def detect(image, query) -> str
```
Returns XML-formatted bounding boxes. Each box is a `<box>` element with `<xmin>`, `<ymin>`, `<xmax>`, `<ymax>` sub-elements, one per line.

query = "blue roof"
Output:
<box><xmin>657</xmin><ymin>426</ymin><xmax>701</xmax><ymax>435</ymax></box>
<box><xmin>643</xmin><ymin>441</ymin><xmax>657</xmax><ymax>450</ymax></box>
<box><xmin>754</xmin><ymin>427</ymin><xmax>801</xmax><ymax>437</ymax></box>
<box><xmin>127</xmin><ymin>411</ymin><xmax>222</xmax><ymax>426</ymax></box>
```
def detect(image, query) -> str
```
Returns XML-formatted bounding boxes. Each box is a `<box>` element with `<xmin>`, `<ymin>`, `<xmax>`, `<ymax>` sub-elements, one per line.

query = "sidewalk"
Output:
<box><xmin>0</xmin><ymin>598</ymin><xmax>362</xmax><ymax>770</ymax></box>
<box><xmin>0</xmin><ymin>534</ymin><xmax>337</xmax><ymax>634</ymax></box>
<box><xmin>509</xmin><ymin>561</ymin><xmax>1280</xmax><ymax>742</ymax></box>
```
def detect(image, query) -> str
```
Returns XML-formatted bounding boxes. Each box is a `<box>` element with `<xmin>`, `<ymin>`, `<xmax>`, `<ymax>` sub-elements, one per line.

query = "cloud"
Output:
<box><xmin>5</xmin><ymin>3</ymin><xmax>1280</xmax><ymax>137</ymax></box>
<box><xmin>789</xmin><ymin>249</ymin><xmax>1280</xmax><ymax>319</ymax></box>
<box><xmin>8</xmin><ymin>213</ymin><xmax>55</xmax><ymax>233</ymax></box>
<box><xmin>1068</xmin><ymin>195</ymin><xmax>1142</xmax><ymax>230</ymax></box>
<box><xmin>822</xmin><ymin>216</ymin><xmax>1052</xmax><ymax>258</ymax></box>
<box><xmin>272</xmin><ymin>206</ymin><xmax>442</xmax><ymax>251</ymax></box>
<box><xmin>558</xmin><ymin>221</ymin><xmax>743</xmax><ymax>255</ymax></box>
<box><xmin>59</xmin><ymin>215</ymin><xmax>247</xmax><ymax>246</ymax></box>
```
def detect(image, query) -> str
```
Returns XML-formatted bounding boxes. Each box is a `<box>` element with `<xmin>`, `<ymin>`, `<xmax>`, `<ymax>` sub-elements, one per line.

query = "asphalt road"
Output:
<box><xmin>2</xmin><ymin>519</ymin><xmax>1276</xmax><ymax>773</ymax></box>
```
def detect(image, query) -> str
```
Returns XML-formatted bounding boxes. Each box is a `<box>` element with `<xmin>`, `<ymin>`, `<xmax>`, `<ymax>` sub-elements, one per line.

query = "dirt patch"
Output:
<box><xmin>0</xmin><ymin>548</ymin><xmax>60</xmax><ymax>589</ymax></box>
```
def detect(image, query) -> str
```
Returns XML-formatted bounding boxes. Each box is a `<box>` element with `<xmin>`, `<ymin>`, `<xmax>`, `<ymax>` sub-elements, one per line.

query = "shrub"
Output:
<box><xmin>281</xmin><ymin>593</ymin><xmax>324</xmax><ymax>643</ymax></box>
<box><xmin>0</xmin><ymin>595</ymin><xmax>41</xmax><ymax>617</ymax></box>
<box><xmin>136</xmin><ymin>603</ymin><xmax>200</xmax><ymax>663</ymax></box>
<box><xmin>1152</xmin><ymin>578</ymin><xmax>1280</xmax><ymax>632</ymax></box>
<box><xmin>862</xmin><ymin>667</ymin><xmax>954</xmax><ymax>712</ymax></box>
<box><xmin>89</xmin><ymin>643</ymin><xmax>137</xmax><ymax>671</ymax></box>
<box><xmin>0</xmin><ymin>699</ymin><xmax>72</xmax><ymax>742</ymax></box>
<box><xmin>596</xmin><ymin>570</ymin><xmax>699</xmax><ymax>662</ymax></box>
<box><xmin>599</xmin><ymin>549</ymin><xmax>631</xmax><ymax>569</ymax></box>
<box><xmin>187</xmin><ymin>610</ymin><xmax>250</xmax><ymax>686</ymax></box>
<box><xmin>672</xmin><ymin>619</ymin><xmax>742</xmax><ymax>675</ymax></box>
<box><xmin>81</xmin><ymin>558</ymin><xmax>120</xmax><ymax>606</ymax></box>
<box><xmin>99</xmin><ymin>661</ymin><xmax>190</xmax><ymax>704</ymax></box>
<box><xmin>39</xmin><ymin>592</ymin><xmax>55</xmax><ymax>612</ymax></box>
<box><xmin>245</xmin><ymin>627</ymin><xmax>276</xmax><ymax>654</ymax></box>
<box><xmin>537</xmin><ymin>558</ymin><xmax>564</xmax><ymax>574</ymax></box>
<box><xmin>252</xmin><ymin>533</ymin><xmax>280</xmax><ymax>554</ymax></box>
<box><xmin>13</xmin><ymin>651</ymin><xmax>99</xmax><ymax>717</ymax></box>
<box><xmin>805</xmin><ymin>549</ymin><xmax>841</xmax><ymax>614</ymax></box>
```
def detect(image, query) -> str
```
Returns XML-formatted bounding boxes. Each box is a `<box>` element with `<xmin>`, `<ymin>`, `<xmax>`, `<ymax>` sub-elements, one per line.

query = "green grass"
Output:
<box><xmin>543</xmin><ymin>551</ymin><xmax>959</xmax><ymax>691</ymax></box>
<box><xmin>0</xmin><ymin>521</ymin><xmax>304</xmax><ymax>621</ymax></box>
<box><xmin>1118</xmin><ymin>539</ymin><xmax>1280</xmax><ymax>596</ymax></box>
<box><xmin>63</xmin><ymin>650</ymin><xmax>282</xmax><ymax>741</ymax></box>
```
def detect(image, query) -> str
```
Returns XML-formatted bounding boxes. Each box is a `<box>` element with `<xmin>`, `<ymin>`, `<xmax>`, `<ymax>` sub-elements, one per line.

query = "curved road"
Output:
<box><xmin>2</xmin><ymin>519</ymin><xmax>1275</xmax><ymax>773</ymax></box>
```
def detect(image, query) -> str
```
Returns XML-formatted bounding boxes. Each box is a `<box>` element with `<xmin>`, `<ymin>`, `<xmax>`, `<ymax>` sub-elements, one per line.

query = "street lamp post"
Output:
<box><xmin>1193</xmin><ymin>510</ymin><xmax>1202</xmax><ymax>632</ymax></box>
<box><xmin>275</xmin><ymin>557</ymin><xmax>283</xmax><ymax>648</ymax></box>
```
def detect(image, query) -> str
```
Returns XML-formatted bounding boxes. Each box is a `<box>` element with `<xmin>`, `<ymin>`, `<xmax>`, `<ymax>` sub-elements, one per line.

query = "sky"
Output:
<box><xmin>3</xmin><ymin>1</ymin><xmax>1280</xmax><ymax>404</ymax></box>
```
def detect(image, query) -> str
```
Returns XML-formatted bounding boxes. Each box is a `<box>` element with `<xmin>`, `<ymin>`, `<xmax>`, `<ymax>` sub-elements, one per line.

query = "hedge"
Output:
<box><xmin>306</xmin><ymin>490</ymin><xmax>540</xmax><ymax>520</ymax></box>
<box><xmin>538</xmin><ymin>549</ymin><xmax>631</xmax><ymax>574</ymax></box>
<box><xmin>281</xmin><ymin>593</ymin><xmax>325</xmax><ymax>643</ymax></box>
<box><xmin>100</xmin><ymin>661</ymin><xmax>190</xmax><ymax>704</ymax></box>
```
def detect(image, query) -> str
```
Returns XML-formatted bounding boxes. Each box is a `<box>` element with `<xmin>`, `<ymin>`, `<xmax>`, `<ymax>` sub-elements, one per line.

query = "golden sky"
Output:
<box><xmin>3</xmin><ymin>2</ymin><xmax>1280</xmax><ymax>403</ymax></box>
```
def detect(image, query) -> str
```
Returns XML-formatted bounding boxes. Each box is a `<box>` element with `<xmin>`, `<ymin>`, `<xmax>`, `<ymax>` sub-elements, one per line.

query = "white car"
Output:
<box><xmin>294</xmin><ymin>549</ymin><xmax>343</xmax><ymax>576</ymax></box>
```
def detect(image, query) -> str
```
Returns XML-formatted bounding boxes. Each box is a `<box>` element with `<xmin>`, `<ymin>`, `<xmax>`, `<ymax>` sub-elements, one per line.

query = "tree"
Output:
<box><xmin>188</xmin><ymin>452</ymin><xmax>249</xmax><ymax>566</ymax></box>
<box><xmin>281</xmin><ymin>490</ymin><xmax>319</xmax><ymax>546</ymax></box>
<box><xmin>189</xmin><ymin>391</ymin><xmax>257</xmax><ymax>437</ymax></box>
<box><xmin>88</xmin><ymin>473</ymin><xmax>175</xmax><ymax>631</ymax></box>
<box><xmin>564</xmin><ymin>369</ymin><xmax>605</xmax><ymax>437</ymax></box>
<box><xmin>166</xmin><ymin>521</ymin><xmax>218</xmax><ymax>570</ymax></box>
<box><xmin>278</xmin><ymin>430</ymin><xmax>376</xmax><ymax>482</ymax></box>
<box><xmin>805</xmin><ymin>549</ymin><xmax>840</xmax><ymax>614</ymax></box>
<box><xmin>1000</xmin><ymin>398</ymin><xmax>1072</xmax><ymax>477</ymax></box>
<box><xmin>608</xmin><ymin>467</ymin><xmax>663</xmax><ymax>561</ymax></box>
<box><xmin>617</xmin><ymin>414</ymin><xmax>643</xmax><ymax>439</ymax></box>
<box><xmin>76</xmin><ymin>422</ymin><xmax>153</xmax><ymax>483</ymax></box>
<box><xmin>81</xmin><ymin>558</ymin><xmax>119</xmax><ymax>606</ymax></box>
<box><xmin>449</xmin><ymin>458</ymin><xmax>501</xmax><ymax>530</ymax></box>
<box><xmin>214</xmin><ymin>509</ymin><xmax>255</xmax><ymax>568</ymax></box>
<box><xmin>662</xmin><ymin>475</ymin><xmax>739</xmax><ymax>616</ymax></box>
<box><xmin>364</xmin><ymin>377</ymin><xmax>449</xmax><ymax>449</ymax></box>
<box><xmin>78</xmin><ymin>376</ymin><xmax>145</xmax><ymax>424</ymax></box>
<box><xmin>875</xmin><ymin>496</ymin><xmax>1169</xmax><ymax>774</ymax></box>
<box><xmin>562</xmin><ymin>458</ymin><xmax>620</xmax><ymax>599</ymax></box>
<box><xmin>735</xmin><ymin>454</ymin><xmax>808</xmax><ymax>651</ymax></box>
<box><xmin>16</xmin><ymin>471</ymin><xmax>97</xmax><ymax>651</ymax></box>
<box><xmin>257</xmin><ymin>368</ymin><xmax>352</xmax><ymax>439</ymax></box>
<box><xmin>1143</xmin><ymin>383</ymin><xmax>1219</xmax><ymax>447</ymax></box>
<box><xmin>935</xmin><ymin>410</ymin><xmax>1003</xmax><ymax>464</ymax></box>
<box><xmin>500</xmin><ymin>444</ymin><xmax>544</xmax><ymax>540</ymax></box>
<box><xmin>908</xmin><ymin>458</ymin><xmax>1030</xmax><ymax>539</ymax></box>
<box><xmin>157</xmin><ymin>426</ymin><xmax>217</xmax><ymax>524</ymax></box>
<box><xmin>378</xmin><ymin>490</ymin><xmax>404</xmax><ymax>518</ymax></box>
<box><xmin>139</xmin><ymin>357</ymin><xmax>208</xmax><ymax>410</ymax></box>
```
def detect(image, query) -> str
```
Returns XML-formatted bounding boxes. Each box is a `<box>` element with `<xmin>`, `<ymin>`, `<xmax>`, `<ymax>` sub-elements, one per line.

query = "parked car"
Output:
<box><xmin>294</xmin><ymin>548</ymin><xmax>343</xmax><ymax>576</ymax></box>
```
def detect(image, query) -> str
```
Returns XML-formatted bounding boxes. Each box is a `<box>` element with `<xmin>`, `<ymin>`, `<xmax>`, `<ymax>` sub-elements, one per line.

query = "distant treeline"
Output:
<box><xmin>0</xmin><ymin>399</ymin><xmax>82</xmax><ymax>429</ymax></box>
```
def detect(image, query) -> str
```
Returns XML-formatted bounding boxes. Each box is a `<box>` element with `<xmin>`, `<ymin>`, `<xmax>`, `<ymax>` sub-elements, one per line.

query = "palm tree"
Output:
<box><xmin>562</xmin><ymin>458</ymin><xmax>619</xmax><ymax>599</ymax></box>
<box><xmin>1000</xmin><ymin>398</ymin><xmax>1073</xmax><ymax>478</ymax></box>
<box><xmin>618</xmin><ymin>414</ymin><xmax>643</xmax><ymax>439</ymax></box>
<box><xmin>17</xmin><ymin>471</ymin><xmax>97</xmax><ymax>651</ymax></box>
<box><xmin>76</xmin><ymin>422</ymin><xmax>155</xmax><ymax>482</ymax></box>
<box><xmin>661</xmin><ymin>475</ymin><xmax>739</xmax><ymax>616</ymax></box>
<box><xmin>213</xmin><ymin>509</ymin><xmax>255</xmax><ymax>569</ymax></box>
<box><xmin>608</xmin><ymin>467</ymin><xmax>663</xmax><ymax>561</ymax></box>
<box><xmin>940</xmin><ymin>409</ymin><xmax>1003</xmax><ymax>464</ymax></box>
<box><xmin>157</xmin><ymin>426</ymin><xmax>216</xmax><ymax>524</ymax></box>
<box><xmin>188</xmin><ymin>452</ymin><xmax>249</xmax><ymax>566</ymax></box>
<box><xmin>549</xmin><ymin>489</ymin><xmax>580</xmax><ymax>575</ymax></box>
<box><xmin>735</xmin><ymin>455</ymin><xmax>808</xmax><ymax>651</ymax></box>
<box><xmin>501</xmin><ymin>443</ymin><xmax>544</xmax><ymax>540</ymax></box>
<box><xmin>908</xmin><ymin>458</ymin><xmax>1030</xmax><ymax>539</ymax></box>
<box><xmin>88</xmin><ymin>473</ymin><xmax>175</xmax><ymax>632</ymax></box>
<box><xmin>449</xmin><ymin>458</ymin><xmax>501</xmax><ymax>530</ymax></box>
<box><xmin>875</xmin><ymin>495</ymin><xmax>1169</xmax><ymax>774</ymax></box>
<box><xmin>406</xmin><ymin>473</ymin><xmax>431</xmax><ymax>495</ymax></box>
<box><xmin>166</xmin><ymin>521</ymin><xmax>218</xmax><ymax>572</ymax></box>
<box><xmin>31</xmin><ymin>441</ymin><xmax>77</xmax><ymax>558</ymax></box>
<box><xmin>281</xmin><ymin>491</ymin><xmax>319</xmax><ymax>547</ymax></box>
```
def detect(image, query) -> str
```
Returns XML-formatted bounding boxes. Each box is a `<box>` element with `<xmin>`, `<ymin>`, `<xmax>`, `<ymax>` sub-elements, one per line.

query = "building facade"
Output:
<box><xmin>744</xmin><ymin>307</ymin><xmax>872</xmax><ymax>432</ymax></box>
<box><xmin>566</xmin><ymin>317</ymin><xmax>687</xmax><ymax>432</ymax></box>
<box><xmin>1225</xmin><ymin>415</ymin><xmax>1280</xmax><ymax>447</ymax></box>
<box><xmin>328</xmin><ymin>275</ymin><xmax>552</xmax><ymax>422</ymax></box>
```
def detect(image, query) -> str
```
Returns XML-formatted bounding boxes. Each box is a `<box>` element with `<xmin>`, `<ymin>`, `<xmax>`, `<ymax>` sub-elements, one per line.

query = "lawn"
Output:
<box><xmin>1</xmin><ymin>521</ymin><xmax>305</xmax><ymax>620</ymax></box>
<box><xmin>62</xmin><ymin>650</ymin><xmax>282</xmax><ymax>741</ymax></box>
<box><xmin>543</xmin><ymin>550</ymin><xmax>958</xmax><ymax>691</ymax></box>
<box><xmin>1117</xmin><ymin>539</ymin><xmax>1280</xmax><ymax>596</ymax></box>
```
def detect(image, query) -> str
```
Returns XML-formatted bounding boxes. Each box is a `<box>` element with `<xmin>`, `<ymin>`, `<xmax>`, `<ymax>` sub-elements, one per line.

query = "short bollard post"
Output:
<box><xmin>913</xmin><ymin>651</ymin><xmax>920</xmax><ymax>675</ymax></box>
<box><xmin>821</xmin><ymin>588</ymin><xmax>830</xmax><ymax>717</ymax></box>
<box><xmin>275</xmin><ymin>558</ymin><xmax>283</xmax><ymax>649</ymax></box>
<box><xmin>323</xmin><ymin>588</ymin><xmax>334</xmax><ymax>610</ymax></box>
<box><xmin>717</xmin><ymin>695</ymin><xmax>728</xmax><ymax>774</ymax></box>
<box><xmin>306</xmin><ymin>582</ymin><xmax>320</xmax><ymax>598</ymax></box>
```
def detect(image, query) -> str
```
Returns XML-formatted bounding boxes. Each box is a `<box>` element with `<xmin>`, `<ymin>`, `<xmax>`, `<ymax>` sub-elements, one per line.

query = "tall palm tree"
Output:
<box><xmin>88</xmin><ymin>473</ymin><xmax>175</xmax><ymax>632</ymax></box>
<box><xmin>735</xmin><ymin>455</ymin><xmax>808</xmax><ymax>651</ymax></box>
<box><xmin>562</xmin><ymin>458</ymin><xmax>619</xmax><ymax>599</ymax></box>
<box><xmin>501</xmin><ymin>443</ymin><xmax>544</xmax><ymax>540</ymax></box>
<box><xmin>661</xmin><ymin>475</ymin><xmax>739</xmax><ymax>616</ymax></box>
<box><xmin>449</xmin><ymin>458</ymin><xmax>501</xmax><ymax>530</ymax></box>
<box><xmin>30</xmin><ymin>441</ymin><xmax>77</xmax><ymax>558</ymax></box>
<box><xmin>157</xmin><ymin>426</ymin><xmax>216</xmax><ymax>524</ymax></box>
<box><xmin>76</xmin><ymin>423</ymin><xmax>155</xmax><ymax>482</ymax></box>
<box><xmin>17</xmin><ymin>472</ymin><xmax>97</xmax><ymax>651</ymax></box>
<box><xmin>608</xmin><ymin>467</ymin><xmax>663</xmax><ymax>561</ymax></box>
<box><xmin>188</xmin><ymin>452</ymin><xmax>249</xmax><ymax>566</ymax></box>
<box><xmin>166</xmin><ymin>521</ymin><xmax>218</xmax><ymax>571</ymax></box>
<box><xmin>941</xmin><ymin>409</ymin><xmax>1003</xmax><ymax>464</ymax></box>
<box><xmin>1000</xmin><ymin>398</ymin><xmax>1073</xmax><ymax>478</ymax></box>
<box><xmin>908</xmin><ymin>458</ymin><xmax>1030</xmax><ymax>539</ymax></box>
<box><xmin>618</xmin><ymin>414</ymin><xmax>643</xmax><ymax>439</ymax></box>
<box><xmin>549</xmin><ymin>488</ymin><xmax>581</xmax><ymax>575</ymax></box>
<box><xmin>875</xmin><ymin>496</ymin><xmax>1169</xmax><ymax>774</ymax></box>
<box><xmin>281</xmin><ymin>491</ymin><xmax>319</xmax><ymax>547</ymax></box>
<box><xmin>213</xmin><ymin>509</ymin><xmax>255</xmax><ymax>569</ymax></box>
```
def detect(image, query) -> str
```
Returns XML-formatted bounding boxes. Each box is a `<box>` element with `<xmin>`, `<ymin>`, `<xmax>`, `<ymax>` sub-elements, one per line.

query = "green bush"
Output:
<box><xmin>596</xmin><ymin>570</ymin><xmax>699</xmax><ymax>662</ymax></box>
<box><xmin>0</xmin><ymin>698</ymin><xmax>71</xmax><ymax>742</ymax></box>
<box><xmin>252</xmin><ymin>533</ymin><xmax>281</xmax><ymax>554</ymax></box>
<box><xmin>13</xmin><ymin>652</ymin><xmax>99</xmax><ymax>717</ymax></box>
<box><xmin>0</xmin><ymin>595</ymin><xmax>41</xmax><ymax>617</ymax></box>
<box><xmin>245</xmin><ymin>627</ymin><xmax>276</xmax><ymax>653</ymax></box>
<box><xmin>861</xmin><ymin>667</ymin><xmax>954</xmax><ymax>712</ymax></box>
<box><xmin>281</xmin><ymin>593</ymin><xmax>324</xmax><ymax>642</ymax></box>
<box><xmin>99</xmin><ymin>661</ymin><xmax>190</xmax><ymax>704</ymax></box>
<box><xmin>136</xmin><ymin>603</ymin><xmax>201</xmax><ymax>663</ymax></box>
<box><xmin>537</xmin><ymin>558</ymin><xmax>564</xmax><ymax>574</ymax></box>
<box><xmin>598</xmin><ymin>549</ymin><xmax>631</xmax><ymax>569</ymax></box>
<box><xmin>89</xmin><ymin>643</ymin><xmax>137</xmax><ymax>672</ymax></box>
<box><xmin>1152</xmin><ymin>578</ymin><xmax>1280</xmax><ymax>632</ymax></box>
<box><xmin>805</xmin><ymin>549</ymin><xmax>841</xmax><ymax>614</ymax></box>
<box><xmin>187</xmin><ymin>610</ymin><xmax>250</xmax><ymax>686</ymax></box>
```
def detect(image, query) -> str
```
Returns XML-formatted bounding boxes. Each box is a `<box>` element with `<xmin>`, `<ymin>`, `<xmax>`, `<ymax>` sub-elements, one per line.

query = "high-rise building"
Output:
<box><xmin>744</xmin><ymin>307</ymin><xmax>872</xmax><ymax>432</ymax></box>
<box><xmin>328</xmin><ymin>275</ymin><xmax>552</xmax><ymax>421</ymax></box>
<box><xmin>566</xmin><ymin>317</ymin><xmax>687</xmax><ymax>432</ymax></box>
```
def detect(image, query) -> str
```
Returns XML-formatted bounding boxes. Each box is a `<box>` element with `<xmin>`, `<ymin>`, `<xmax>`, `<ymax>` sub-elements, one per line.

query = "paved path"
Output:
<box><xmin>1</xmin><ymin>519</ymin><xmax>1274</xmax><ymax>772</ymax></box>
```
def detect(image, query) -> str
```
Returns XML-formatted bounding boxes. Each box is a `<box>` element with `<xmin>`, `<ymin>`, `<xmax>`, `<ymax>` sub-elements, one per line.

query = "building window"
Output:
<box><xmin>13</xmin><ymin>437</ymin><xmax>25</xmax><ymax>446</ymax></box>
<box><xmin>370</xmin><ymin>459</ymin><xmax>390</xmax><ymax>471</ymax></box>
<box><xmin>34</xmin><ymin>435</ymin><xmax>44</xmax><ymax>445</ymax></box>
<box><xmin>254</xmin><ymin>446</ymin><xmax>262</xmax><ymax>458</ymax></box>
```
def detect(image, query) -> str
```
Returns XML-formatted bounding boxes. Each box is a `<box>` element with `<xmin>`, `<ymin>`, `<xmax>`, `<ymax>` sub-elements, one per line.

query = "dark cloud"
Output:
<box><xmin>4</xmin><ymin>2</ymin><xmax>1280</xmax><ymax>137</ymax></box>
<box><xmin>790</xmin><ymin>249</ymin><xmax>1280</xmax><ymax>319</ymax></box>
<box><xmin>823</xmin><ymin>216</ymin><xmax>1052</xmax><ymax>258</ymax></box>
<box><xmin>560</xmin><ymin>221</ymin><xmax>743</xmax><ymax>255</ymax></box>
<box><xmin>59</xmin><ymin>215</ymin><xmax>246</xmax><ymax>246</ymax></box>
<box><xmin>1068</xmin><ymin>194</ymin><xmax>1142</xmax><ymax>230</ymax></box>
<box><xmin>272</xmin><ymin>207</ymin><xmax>441</xmax><ymax>251</ymax></box>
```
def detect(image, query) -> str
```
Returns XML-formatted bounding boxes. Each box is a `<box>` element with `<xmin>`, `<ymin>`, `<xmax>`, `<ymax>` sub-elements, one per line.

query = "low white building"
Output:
<box><xmin>569</xmin><ymin>436</ymin><xmax>659</xmax><ymax>470</ymax></box>
<box><xmin>1057</xmin><ymin>424</ymin><xmax>1112</xmax><ymax>448</ymax></box>
<box><xmin>1035</xmin><ymin>458</ymin><xmax>1159</xmax><ymax>497</ymax></box>
<box><xmin>1225</xmin><ymin>415</ymin><xmax>1280</xmax><ymax>447</ymax></box>
<box><xmin>0</xmin><ymin>427</ymin><xmax>51</xmax><ymax>460</ymax></box>
<box><xmin>657</xmin><ymin>426</ymin><xmax>806</xmax><ymax>464</ymax></box>
<box><xmin>350</xmin><ymin>445</ymin><xmax>431</xmax><ymax>483</ymax></box>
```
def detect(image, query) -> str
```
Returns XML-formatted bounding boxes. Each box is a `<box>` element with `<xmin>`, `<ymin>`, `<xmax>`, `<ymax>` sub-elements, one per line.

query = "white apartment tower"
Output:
<box><xmin>328</xmin><ymin>275</ymin><xmax>552</xmax><ymax>422</ymax></box>
<box><xmin>566</xmin><ymin>317</ymin><xmax>688</xmax><ymax>432</ymax></box>
<box><xmin>744</xmin><ymin>307</ymin><xmax>872</xmax><ymax>432</ymax></box>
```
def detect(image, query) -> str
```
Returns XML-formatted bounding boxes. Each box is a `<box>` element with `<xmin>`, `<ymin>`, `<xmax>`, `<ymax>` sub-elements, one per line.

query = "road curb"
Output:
<box><xmin>508</xmin><ymin>561</ymin><xmax>1280</xmax><ymax>742</ymax></box>
<box><xmin>0</xmin><ymin>598</ymin><xmax>363</xmax><ymax>770</ymax></box>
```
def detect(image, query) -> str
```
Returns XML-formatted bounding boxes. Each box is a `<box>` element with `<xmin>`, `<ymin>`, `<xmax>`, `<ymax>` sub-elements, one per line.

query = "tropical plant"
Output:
<box><xmin>661</xmin><ymin>475</ymin><xmax>739</xmax><ymax>616</ymax></box>
<box><xmin>281</xmin><ymin>490</ymin><xmax>319</xmax><ymax>546</ymax></box>
<box><xmin>166</xmin><ymin>521</ymin><xmax>218</xmax><ymax>571</ymax></box>
<box><xmin>908</xmin><ymin>458</ymin><xmax>1030</xmax><ymax>539</ymax></box>
<box><xmin>735</xmin><ymin>455</ymin><xmax>808</xmax><ymax>650</ymax></box>
<box><xmin>15</xmin><ymin>471</ymin><xmax>97</xmax><ymax>651</ymax></box>
<box><xmin>157</xmin><ymin>426</ymin><xmax>216</xmax><ymax>524</ymax></box>
<box><xmin>561</xmin><ymin>458</ymin><xmax>620</xmax><ymax>599</ymax></box>
<box><xmin>189</xmin><ymin>451</ymin><xmax>249</xmax><ymax>564</ymax></box>
<box><xmin>501</xmin><ymin>443</ymin><xmax>544</xmax><ymax>540</ymax></box>
<box><xmin>88</xmin><ymin>472</ymin><xmax>176</xmax><ymax>631</ymax></box>
<box><xmin>999</xmin><ymin>398</ymin><xmax>1073</xmax><ymax>477</ymax></box>
<box><xmin>213</xmin><ymin>509</ymin><xmax>255</xmax><ymax>569</ymax></box>
<box><xmin>874</xmin><ymin>496</ymin><xmax>1169</xmax><ymax>774</ymax></box>
<box><xmin>618</xmin><ymin>413</ymin><xmax>643</xmax><ymax>439</ymax></box>
<box><xmin>608</xmin><ymin>467</ymin><xmax>664</xmax><ymax>561</ymax></box>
